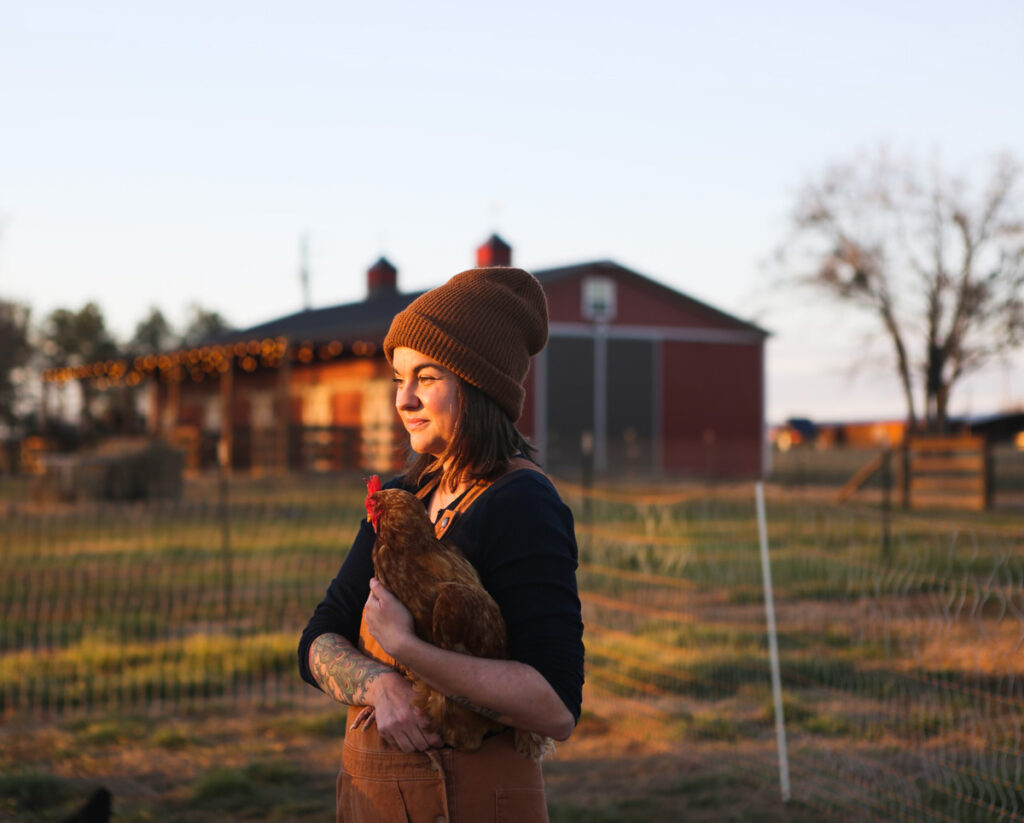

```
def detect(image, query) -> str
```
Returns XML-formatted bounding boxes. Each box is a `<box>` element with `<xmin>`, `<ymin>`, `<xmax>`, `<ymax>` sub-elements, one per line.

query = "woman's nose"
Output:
<box><xmin>395</xmin><ymin>382</ymin><xmax>420</xmax><ymax>410</ymax></box>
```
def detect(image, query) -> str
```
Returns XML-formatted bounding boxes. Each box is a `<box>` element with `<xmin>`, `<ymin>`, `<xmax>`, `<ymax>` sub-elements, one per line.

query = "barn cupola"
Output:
<box><xmin>367</xmin><ymin>257</ymin><xmax>398</xmax><ymax>299</ymax></box>
<box><xmin>476</xmin><ymin>233</ymin><xmax>512</xmax><ymax>267</ymax></box>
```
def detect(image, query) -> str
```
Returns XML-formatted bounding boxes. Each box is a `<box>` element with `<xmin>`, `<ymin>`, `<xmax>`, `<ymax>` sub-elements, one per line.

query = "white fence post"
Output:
<box><xmin>756</xmin><ymin>481</ymin><xmax>791</xmax><ymax>803</ymax></box>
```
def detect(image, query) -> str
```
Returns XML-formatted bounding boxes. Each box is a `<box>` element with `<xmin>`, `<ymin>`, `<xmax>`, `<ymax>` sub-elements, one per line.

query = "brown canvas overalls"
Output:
<box><xmin>336</xmin><ymin>466</ymin><xmax>549</xmax><ymax>823</ymax></box>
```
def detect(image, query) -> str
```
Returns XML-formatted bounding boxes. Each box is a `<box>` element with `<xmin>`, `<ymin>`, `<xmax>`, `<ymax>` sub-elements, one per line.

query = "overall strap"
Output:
<box><xmin>428</xmin><ymin>481</ymin><xmax>490</xmax><ymax>541</ymax></box>
<box><xmin>416</xmin><ymin>458</ymin><xmax>545</xmax><ymax>541</ymax></box>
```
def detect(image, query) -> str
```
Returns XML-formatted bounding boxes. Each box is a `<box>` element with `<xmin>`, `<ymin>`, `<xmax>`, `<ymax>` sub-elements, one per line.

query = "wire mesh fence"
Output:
<box><xmin>558</xmin><ymin>479</ymin><xmax>1024</xmax><ymax>823</ymax></box>
<box><xmin>1</xmin><ymin>472</ymin><xmax>1022</xmax><ymax>821</ymax></box>
<box><xmin>0</xmin><ymin>475</ymin><xmax>361</xmax><ymax>714</ymax></box>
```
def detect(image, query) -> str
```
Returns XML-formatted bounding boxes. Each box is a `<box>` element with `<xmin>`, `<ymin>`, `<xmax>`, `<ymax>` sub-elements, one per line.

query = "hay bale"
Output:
<box><xmin>36</xmin><ymin>437</ymin><xmax>185</xmax><ymax>502</ymax></box>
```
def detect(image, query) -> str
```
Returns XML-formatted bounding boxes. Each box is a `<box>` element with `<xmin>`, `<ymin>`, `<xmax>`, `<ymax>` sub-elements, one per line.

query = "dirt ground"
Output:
<box><xmin>0</xmin><ymin>689</ymin><xmax>824</xmax><ymax>823</ymax></box>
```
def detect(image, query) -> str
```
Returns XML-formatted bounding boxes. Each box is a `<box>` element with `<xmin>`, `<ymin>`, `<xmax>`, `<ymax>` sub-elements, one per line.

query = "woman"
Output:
<box><xmin>298</xmin><ymin>266</ymin><xmax>585</xmax><ymax>823</ymax></box>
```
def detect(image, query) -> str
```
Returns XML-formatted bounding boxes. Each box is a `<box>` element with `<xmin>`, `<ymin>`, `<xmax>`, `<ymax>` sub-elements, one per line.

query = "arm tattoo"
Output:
<box><xmin>448</xmin><ymin>695</ymin><xmax>502</xmax><ymax>722</ymax></box>
<box><xmin>309</xmin><ymin>633</ymin><xmax>393</xmax><ymax>706</ymax></box>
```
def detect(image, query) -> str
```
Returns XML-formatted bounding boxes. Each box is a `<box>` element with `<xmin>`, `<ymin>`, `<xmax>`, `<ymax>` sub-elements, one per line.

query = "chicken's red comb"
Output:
<box><xmin>365</xmin><ymin>475</ymin><xmax>381</xmax><ymax>527</ymax></box>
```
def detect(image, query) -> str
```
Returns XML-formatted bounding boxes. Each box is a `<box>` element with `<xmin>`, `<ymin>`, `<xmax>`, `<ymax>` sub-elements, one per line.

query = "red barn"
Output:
<box><xmin>526</xmin><ymin>253</ymin><xmax>767</xmax><ymax>478</ymax></box>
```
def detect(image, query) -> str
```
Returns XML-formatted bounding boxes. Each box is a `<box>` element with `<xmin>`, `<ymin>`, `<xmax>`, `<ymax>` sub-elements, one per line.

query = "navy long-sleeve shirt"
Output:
<box><xmin>297</xmin><ymin>469</ymin><xmax>585</xmax><ymax>723</ymax></box>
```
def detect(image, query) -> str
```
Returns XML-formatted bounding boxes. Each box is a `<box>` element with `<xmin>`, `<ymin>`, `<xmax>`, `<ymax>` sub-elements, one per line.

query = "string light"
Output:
<box><xmin>41</xmin><ymin>334</ymin><xmax>378</xmax><ymax>386</ymax></box>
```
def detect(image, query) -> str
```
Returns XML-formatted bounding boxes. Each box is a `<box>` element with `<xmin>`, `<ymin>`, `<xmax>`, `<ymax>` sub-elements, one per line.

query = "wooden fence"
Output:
<box><xmin>904</xmin><ymin>435</ymin><xmax>991</xmax><ymax>511</ymax></box>
<box><xmin>837</xmin><ymin>435</ymin><xmax>992</xmax><ymax>511</ymax></box>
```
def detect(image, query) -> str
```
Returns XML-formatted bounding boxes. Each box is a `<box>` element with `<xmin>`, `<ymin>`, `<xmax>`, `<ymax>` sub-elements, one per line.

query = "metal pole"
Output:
<box><xmin>881</xmin><ymin>448</ymin><xmax>892</xmax><ymax>566</ymax></box>
<box><xmin>581</xmin><ymin>430</ymin><xmax>594</xmax><ymax>555</ymax></box>
<box><xmin>219</xmin><ymin>449</ymin><xmax>233</xmax><ymax>622</ymax></box>
<box><xmin>756</xmin><ymin>482</ymin><xmax>791</xmax><ymax>803</ymax></box>
<box><xmin>593</xmin><ymin>323</ymin><xmax>607</xmax><ymax>475</ymax></box>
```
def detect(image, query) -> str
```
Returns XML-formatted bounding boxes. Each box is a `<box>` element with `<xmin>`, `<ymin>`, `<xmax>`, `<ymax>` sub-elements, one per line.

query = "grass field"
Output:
<box><xmin>1</xmin><ymin>471</ymin><xmax>1022</xmax><ymax>821</ymax></box>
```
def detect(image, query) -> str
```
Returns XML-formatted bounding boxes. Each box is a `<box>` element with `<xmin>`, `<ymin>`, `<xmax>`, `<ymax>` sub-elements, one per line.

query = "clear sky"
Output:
<box><xmin>2</xmin><ymin>1</ymin><xmax>1022</xmax><ymax>423</ymax></box>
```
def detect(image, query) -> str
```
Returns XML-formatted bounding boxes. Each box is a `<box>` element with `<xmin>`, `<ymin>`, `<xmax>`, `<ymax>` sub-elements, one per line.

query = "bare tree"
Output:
<box><xmin>779</xmin><ymin>147</ymin><xmax>1024</xmax><ymax>431</ymax></box>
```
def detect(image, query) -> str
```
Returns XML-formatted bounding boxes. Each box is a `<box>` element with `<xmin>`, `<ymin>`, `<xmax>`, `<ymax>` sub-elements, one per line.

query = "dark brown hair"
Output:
<box><xmin>405</xmin><ymin>378</ymin><xmax>537</xmax><ymax>491</ymax></box>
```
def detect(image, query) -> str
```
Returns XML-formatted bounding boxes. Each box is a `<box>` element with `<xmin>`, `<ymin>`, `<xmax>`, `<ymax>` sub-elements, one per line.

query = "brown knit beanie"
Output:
<box><xmin>383</xmin><ymin>267</ymin><xmax>549</xmax><ymax>421</ymax></box>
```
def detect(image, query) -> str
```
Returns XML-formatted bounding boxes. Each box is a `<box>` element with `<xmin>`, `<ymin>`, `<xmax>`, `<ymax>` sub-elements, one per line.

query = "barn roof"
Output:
<box><xmin>223</xmin><ymin>259</ymin><xmax>768</xmax><ymax>344</ymax></box>
<box><xmin>231</xmin><ymin>288</ymin><xmax>425</xmax><ymax>344</ymax></box>
<box><xmin>534</xmin><ymin>260</ymin><xmax>769</xmax><ymax>337</ymax></box>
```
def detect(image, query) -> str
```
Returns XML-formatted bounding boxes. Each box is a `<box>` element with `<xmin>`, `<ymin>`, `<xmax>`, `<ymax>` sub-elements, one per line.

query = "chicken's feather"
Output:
<box><xmin>432</xmin><ymin>582</ymin><xmax>507</xmax><ymax>659</ymax></box>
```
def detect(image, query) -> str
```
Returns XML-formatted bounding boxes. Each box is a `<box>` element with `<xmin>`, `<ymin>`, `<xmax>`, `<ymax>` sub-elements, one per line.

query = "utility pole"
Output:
<box><xmin>299</xmin><ymin>234</ymin><xmax>311</xmax><ymax>311</ymax></box>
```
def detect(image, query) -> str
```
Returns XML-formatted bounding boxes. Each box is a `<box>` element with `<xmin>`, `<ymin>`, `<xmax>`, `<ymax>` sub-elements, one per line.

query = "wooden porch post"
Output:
<box><xmin>219</xmin><ymin>358</ymin><xmax>234</xmax><ymax>474</ymax></box>
<box><xmin>146</xmin><ymin>381</ymin><xmax>160</xmax><ymax>435</ymax></box>
<box><xmin>40</xmin><ymin>381</ymin><xmax>50</xmax><ymax>431</ymax></box>
<box><xmin>167</xmin><ymin>374</ymin><xmax>181</xmax><ymax>431</ymax></box>
<box><xmin>276</xmin><ymin>347</ymin><xmax>291</xmax><ymax>473</ymax></box>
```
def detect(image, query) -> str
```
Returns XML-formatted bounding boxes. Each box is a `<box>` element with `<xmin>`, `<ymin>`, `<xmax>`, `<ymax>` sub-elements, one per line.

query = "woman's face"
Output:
<box><xmin>392</xmin><ymin>347</ymin><xmax>460</xmax><ymax>458</ymax></box>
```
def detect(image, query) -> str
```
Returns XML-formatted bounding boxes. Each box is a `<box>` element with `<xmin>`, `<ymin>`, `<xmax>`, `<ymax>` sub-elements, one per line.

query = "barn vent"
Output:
<box><xmin>367</xmin><ymin>257</ymin><xmax>398</xmax><ymax>299</ymax></box>
<box><xmin>476</xmin><ymin>234</ymin><xmax>512</xmax><ymax>267</ymax></box>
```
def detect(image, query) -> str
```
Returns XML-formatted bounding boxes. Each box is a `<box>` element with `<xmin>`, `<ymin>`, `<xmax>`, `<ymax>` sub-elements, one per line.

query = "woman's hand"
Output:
<box><xmin>361</xmin><ymin>671</ymin><xmax>443</xmax><ymax>752</ymax></box>
<box><xmin>364</xmin><ymin>577</ymin><xmax>416</xmax><ymax>659</ymax></box>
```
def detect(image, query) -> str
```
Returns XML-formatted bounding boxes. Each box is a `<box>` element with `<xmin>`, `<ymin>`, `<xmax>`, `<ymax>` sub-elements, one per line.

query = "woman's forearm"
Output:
<box><xmin>309</xmin><ymin>632</ymin><xmax>445</xmax><ymax>750</ymax></box>
<box><xmin>308</xmin><ymin>632</ymin><xmax>395</xmax><ymax>706</ymax></box>
<box><xmin>391</xmin><ymin>634</ymin><xmax>576</xmax><ymax>741</ymax></box>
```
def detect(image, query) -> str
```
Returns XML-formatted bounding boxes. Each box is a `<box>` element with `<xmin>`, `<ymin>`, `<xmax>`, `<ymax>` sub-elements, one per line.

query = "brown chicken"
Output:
<box><xmin>366</xmin><ymin>480</ymin><xmax>553</xmax><ymax>760</ymax></box>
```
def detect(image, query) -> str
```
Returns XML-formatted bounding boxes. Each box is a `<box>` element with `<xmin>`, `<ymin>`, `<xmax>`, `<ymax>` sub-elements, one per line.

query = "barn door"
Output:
<box><xmin>543</xmin><ymin>334</ymin><xmax>656</xmax><ymax>476</ymax></box>
<box><xmin>544</xmin><ymin>337</ymin><xmax>594</xmax><ymax>471</ymax></box>
<box><xmin>605</xmin><ymin>339</ymin><xmax>655</xmax><ymax>475</ymax></box>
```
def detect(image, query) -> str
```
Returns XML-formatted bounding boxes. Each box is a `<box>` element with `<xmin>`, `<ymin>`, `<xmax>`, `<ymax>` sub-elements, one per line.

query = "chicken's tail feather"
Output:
<box><xmin>515</xmin><ymin>730</ymin><xmax>556</xmax><ymax>762</ymax></box>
